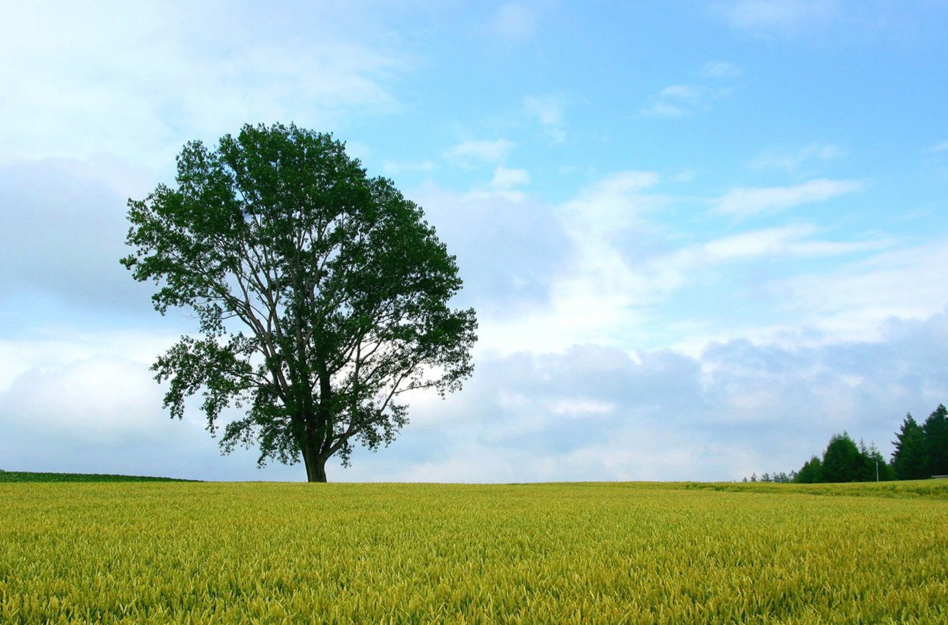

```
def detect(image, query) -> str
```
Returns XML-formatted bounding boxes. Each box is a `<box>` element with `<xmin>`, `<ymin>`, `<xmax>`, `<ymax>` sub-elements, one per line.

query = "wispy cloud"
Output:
<box><xmin>712</xmin><ymin>179</ymin><xmax>862</xmax><ymax>217</ymax></box>
<box><xmin>716</xmin><ymin>0</ymin><xmax>839</xmax><ymax>35</ymax></box>
<box><xmin>491</xmin><ymin>166</ymin><xmax>531</xmax><ymax>190</ymax></box>
<box><xmin>643</xmin><ymin>85</ymin><xmax>711</xmax><ymax>117</ymax></box>
<box><xmin>700</xmin><ymin>225</ymin><xmax>889</xmax><ymax>261</ymax></box>
<box><xmin>445</xmin><ymin>139</ymin><xmax>515</xmax><ymax>164</ymax></box>
<box><xmin>490</xmin><ymin>3</ymin><xmax>538</xmax><ymax>39</ymax></box>
<box><xmin>643</xmin><ymin>62</ymin><xmax>739</xmax><ymax>117</ymax></box>
<box><xmin>524</xmin><ymin>95</ymin><xmax>568</xmax><ymax>142</ymax></box>
<box><xmin>382</xmin><ymin>160</ymin><xmax>436</xmax><ymax>176</ymax></box>
<box><xmin>926</xmin><ymin>140</ymin><xmax>948</xmax><ymax>153</ymax></box>
<box><xmin>0</xmin><ymin>3</ymin><xmax>406</xmax><ymax>167</ymax></box>
<box><xmin>413</xmin><ymin>183</ymin><xmax>568</xmax><ymax>318</ymax></box>
<box><xmin>472</xmin><ymin>171</ymin><xmax>664</xmax><ymax>354</ymax></box>
<box><xmin>662</xmin><ymin>85</ymin><xmax>703</xmax><ymax>100</ymax></box>
<box><xmin>702</xmin><ymin>60</ymin><xmax>742</xmax><ymax>79</ymax></box>
<box><xmin>749</xmin><ymin>143</ymin><xmax>844</xmax><ymax>174</ymax></box>
<box><xmin>471</xmin><ymin>171</ymin><xmax>892</xmax><ymax>356</ymax></box>
<box><xmin>560</xmin><ymin>171</ymin><xmax>661</xmax><ymax>239</ymax></box>
<box><xmin>766</xmin><ymin>242</ymin><xmax>948</xmax><ymax>340</ymax></box>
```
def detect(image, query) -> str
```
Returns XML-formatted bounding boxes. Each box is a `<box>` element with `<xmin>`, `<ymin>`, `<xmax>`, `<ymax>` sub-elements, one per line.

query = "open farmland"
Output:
<box><xmin>2</xmin><ymin>481</ymin><xmax>946</xmax><ymax>624</ymax></box>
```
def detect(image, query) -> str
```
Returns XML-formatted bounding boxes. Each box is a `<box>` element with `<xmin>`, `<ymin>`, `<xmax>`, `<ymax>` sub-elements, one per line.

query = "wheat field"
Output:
<box><xmin>2</xmin><ymin>481</ymin><xmax>946</xmax><ymax>624</ymax></box>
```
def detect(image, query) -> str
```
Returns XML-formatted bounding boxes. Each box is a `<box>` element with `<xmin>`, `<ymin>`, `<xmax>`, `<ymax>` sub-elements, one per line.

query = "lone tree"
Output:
<box><xmin>123</xmin><ymin>123</ymin><xmax>477</xmax><ymax>482</ymax></box>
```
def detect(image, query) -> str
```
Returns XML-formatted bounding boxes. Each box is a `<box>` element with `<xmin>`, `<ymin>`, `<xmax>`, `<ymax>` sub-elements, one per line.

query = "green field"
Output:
<box><xmin>2</xmin><ymin>481</ymin><xmax>946</xmax><ymax>624</ymax></box>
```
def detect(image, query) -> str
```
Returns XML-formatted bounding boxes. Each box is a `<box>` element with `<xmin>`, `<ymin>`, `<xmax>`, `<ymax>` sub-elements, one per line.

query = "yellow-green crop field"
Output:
<box><xmin>2</xmin><ymin>481</ymin><xmax>947</xmax><ymax>624</ymax></box>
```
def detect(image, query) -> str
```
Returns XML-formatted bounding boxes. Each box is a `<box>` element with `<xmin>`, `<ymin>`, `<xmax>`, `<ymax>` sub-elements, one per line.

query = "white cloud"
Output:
<box><xmin>491</xmin><ymin>166</ymin><xmax>531</xmax><ymax>190</ymax></box>
<box><xmin>467</xmin><ymin>169</ymin><xmax>924</xmax><ymax>357</ymax></box>
<box><xmin>524</xmin><ymin>95</ymin><xmax>567</xmax><ymax>142</ymax></box>
<box><xmin>0</xmin><ymin>353</ymin><xmax>307</xmax><ymax>480</ymax></box>
<box><xmin>642</xmin><ymin>77</ymin><xmax>734</xmax><ymax>117</ymax></box>
<box><xmin>4</xmin><ymin>159</ymin><xmax>948</xmax><ymax>482</ymax></box>
<box><xmin>0</xmin><ymin>330</ymin><xmax>177</xmax><ymax>393</ymax></box>
<box><xmin>642</xmin><ymin>102</ymin><xmax>689</xmax><ymax>118</ymax></box>
<box><xmin>383</xmin><ymin>160</ymin><xmax>437</xmax><ymax>176</ymax></box>
<box><xmin>765</xmin><ymin>242</ymin><xmax>948</xmax><ymax>341</ymax></box>
<box><xmin>642</xmin><ymin>86</ymin><xmax>704</xmax><ymax>117</ymax></box>
<box><xmin>0</xmin><ymin>159</ymin><xmax>158</xmax><ymax>311</ymax></box>
<box><xmin>558</xmin><ymin>171</ymin><xmax>662</xmax><ymax>253</ymax></box>
<box><xmin>565</xmin><ymin>171</ymin><xmax>661</xmax><ymax>219</ymax></box>
<box><xmin>0</xmin><ymin>357</ymin><xmax>166</xmax><ymax>445</ymax></box>
<box><xmin>445</xmin><ymin>139</ymin><xmax>515</xmax><ymax>164</ymax></box>
<box><xmin>413</xmin><ymin>183</ymin><xmax>568</xmax><ymax>319</ymax></box>
<box><xmin>491</xmin><ymin>3</ymin><xmax>538</xmax><ymax>39</ymax></box>
<box><xmin>702</xmin><ymin>60</ymin><xmax>742</xmax><ymax>79</ymax></box>
<box><xmin>0</xmin><ymin>2</ymin><xmax>405</xmax><ymax>169</ymax></box>
<box><xmin>474</xmin><ymin>172</ymin><xmax>663</xmax><ymax>354</ymax></box>
<box><xmin>331</xmin><ymin>314</ymin><xmax>948</xmax><ymax>481</ymax></box>
<box><xmin>622</xmin><ymin>225</ymin><xmax>897</xmax><ymax>349</ymax></box>
<box><xmin>1</xmin><ymin>1</ymin><xmax>944</xmax><ymax>486</ymax></box>
<box><xmin>661</xmin><ymin>85</ymin><xmax>702</xmax><ymax>100</ymax></box>
<box><xmin>927</xmin><ymin>140</ymin><xmax>948</xmax><ymax>153</ymax></box>
<box><xmin>717</xmin><ymin>0</ymin><xmax>839</xmax><ymax>35</ymax></box>
<box><xmin>700</xmin><ymin>225</ymin><xmax>889</xmax><ymax>260</ymax></box>
<box><xmin>549</xmin><ymin>399</ymin><xmax>616</xmax><ymax>416</ymax></box>
<box><xmin>5</xmin><ymin>308</ymin><xmax>948</xmax><ymax>483</ymax></box>
<box><xmin>749</xmin><ymin>143</ymin><xmax>844</xmax><ymax>173</ymax></box>
<box><xmin>712</xmin><ymin>179</ymin><xmax>862</xmax><ymax>217</ymax></box>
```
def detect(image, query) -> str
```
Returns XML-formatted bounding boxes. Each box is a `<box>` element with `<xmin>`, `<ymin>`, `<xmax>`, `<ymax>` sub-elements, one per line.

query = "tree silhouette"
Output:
<box><xmin>123</xmin><ymin>123</ymin><xmax>477</xmax><ymax>481</ymax></box>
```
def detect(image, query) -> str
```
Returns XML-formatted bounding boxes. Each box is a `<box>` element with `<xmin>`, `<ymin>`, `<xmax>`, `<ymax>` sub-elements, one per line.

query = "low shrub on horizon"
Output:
<box><xmin>0</xmin><ymin>470</ymin><xmax>194</xmax><ymax>483</ymax></box>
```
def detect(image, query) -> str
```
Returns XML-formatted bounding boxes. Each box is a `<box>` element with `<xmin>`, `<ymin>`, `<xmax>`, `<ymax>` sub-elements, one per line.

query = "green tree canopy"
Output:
<box><xmin>821</xmin><ymin>432</ymin><xmax>864</xmax><ymax>483</ymax></box>
<box><xmin>857</xmin><ymin>440</ymin><xmax>893</xmax><ymax>482</ymax></box>
<box><xmin>891</xmin><ymin>414</ymin><xmax>928</xmax><ymax>481</ymax></box>
<box><xmin>793</xmin><ymin>433</ymin><xmax>892</xmax><ymax>484</ymax></box>
<box><xmin>122</xmin><ymin>123</ymin><xmax>477</xmax><ymax>482</ymax></box>
<box><xmin>795</xmin><ymin>456</ymin><xmax>823</xmax><ymax>483</ymax></box>
<box><xmin>922</xmin><ymin>404</ymin><xmax>948</xmax><ymax>476</ymax></box>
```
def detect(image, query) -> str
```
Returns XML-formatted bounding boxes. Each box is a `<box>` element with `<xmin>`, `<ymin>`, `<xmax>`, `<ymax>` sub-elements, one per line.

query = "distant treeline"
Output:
<box><xmin>0</xmin><ymin>470</ymin><xmax>196</xmax><ymax>483</ymax></box>
<box><xmin>748</xmin><ymin>404</ymin><xmax>948</xmax><ymax>484</ymax></box>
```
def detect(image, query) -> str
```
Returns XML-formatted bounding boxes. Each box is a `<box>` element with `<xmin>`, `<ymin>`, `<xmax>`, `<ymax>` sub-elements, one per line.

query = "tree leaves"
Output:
<box><xmin>123</xmin><ymin>123</ymin><xmax>477</xmax><ymax>480</ymax></box>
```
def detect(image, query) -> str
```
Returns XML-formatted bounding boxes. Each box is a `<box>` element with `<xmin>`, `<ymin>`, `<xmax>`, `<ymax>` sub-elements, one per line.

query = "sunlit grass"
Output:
<box><xmin>2</xmin><ymin>481</ymin><xmax>946</xmax><ymax>623</ymax></box>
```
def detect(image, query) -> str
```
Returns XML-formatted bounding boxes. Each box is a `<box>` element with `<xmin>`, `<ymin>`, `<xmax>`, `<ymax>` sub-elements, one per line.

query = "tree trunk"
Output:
<box><xmin>307</xmin><ymin>459</ymin><xmax>328</xmax><ymax>482</ymax></box>
<box><xmin>302</xmin><ymin>444</ymin><xmax>329</xmax><ymax>482</ymax></box>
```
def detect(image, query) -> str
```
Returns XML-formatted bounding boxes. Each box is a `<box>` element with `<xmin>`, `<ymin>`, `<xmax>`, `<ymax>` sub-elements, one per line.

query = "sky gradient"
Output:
<box><xmin>2</xmin><ymin>0</ymin><xmax>947</xmax><ymax>482</ymax></box>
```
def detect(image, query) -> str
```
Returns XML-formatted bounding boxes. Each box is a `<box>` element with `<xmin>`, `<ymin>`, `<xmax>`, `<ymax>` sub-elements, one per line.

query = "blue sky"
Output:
<box><xmin>2</xmin><ymin>0</ymin><xmax>947</xmax><ymax>482</ymax></box>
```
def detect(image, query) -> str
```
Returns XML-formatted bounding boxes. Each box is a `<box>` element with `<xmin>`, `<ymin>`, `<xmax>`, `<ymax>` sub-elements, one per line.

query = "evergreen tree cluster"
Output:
<box><xmin>746</xmin><ymin>404</ymin><xmax>948</xmax><ymax>484</ymax></box>
<box><xmin>890</xmin><ymin>404</ymin><xmax>948</xmax><ymax>480</ymax></box>
<box><xmin>792</xmin><ymin>433</ymin><xmax>892</xmax><ymax>483</ymax></box>
<box><xmin>744</xmin><ymin>471</ymin><xmax>795</xmax><ymax>484</ymax></box>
